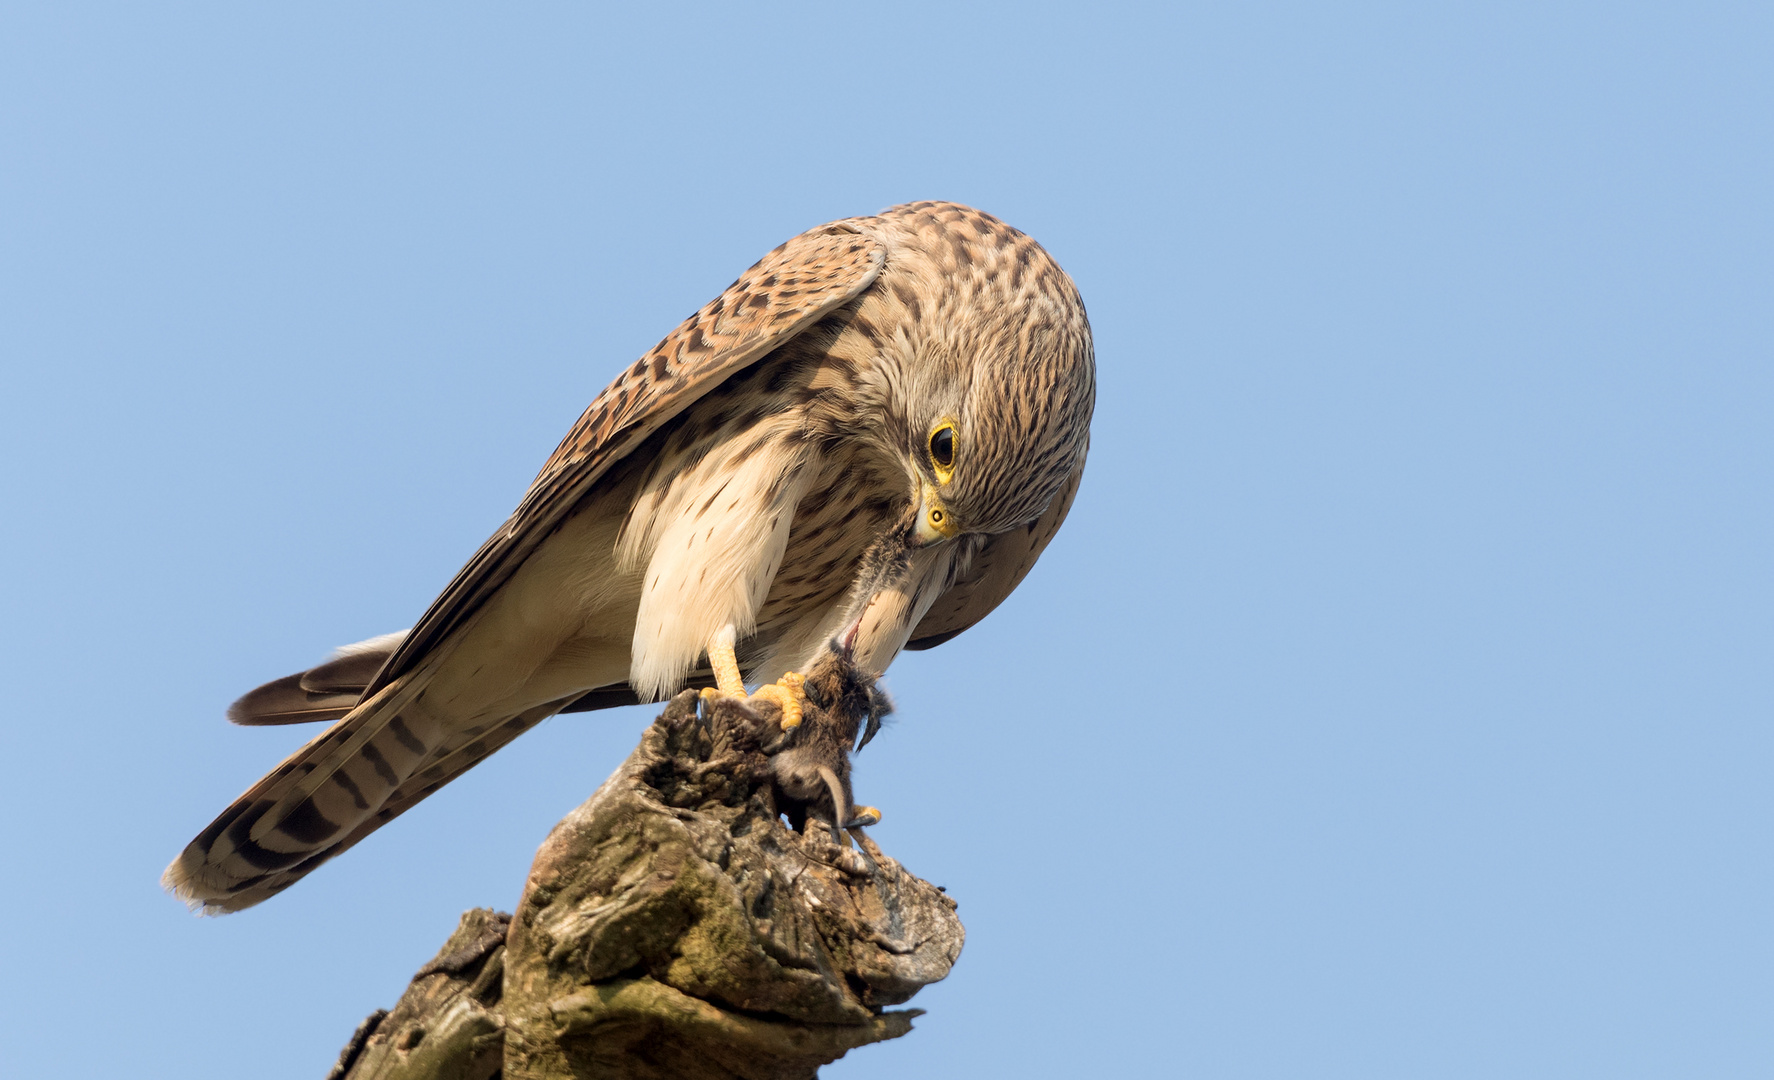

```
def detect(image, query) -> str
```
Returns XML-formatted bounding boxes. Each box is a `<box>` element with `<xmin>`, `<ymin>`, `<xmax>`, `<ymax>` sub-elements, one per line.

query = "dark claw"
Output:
<box><xmin>761</xmin><ymin>725</ymin><xmax>797</xmax><ymax>754</ymax></box>
<box><xmin>855</xmin><ymin>683</ymin><xmax>892</xmax><ymax>752</ymax></box>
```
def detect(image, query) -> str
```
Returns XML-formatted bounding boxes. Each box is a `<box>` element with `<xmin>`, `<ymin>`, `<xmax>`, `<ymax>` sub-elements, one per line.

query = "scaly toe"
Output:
<box><xmin>750</xmin><ymin>672</ymin><xmax>807</xmax><ymax>730</ymax></box>
<box><xmin>845</xmin><ymin>805</ymin><xmax>882</xmax><ymax>828</ymax></box>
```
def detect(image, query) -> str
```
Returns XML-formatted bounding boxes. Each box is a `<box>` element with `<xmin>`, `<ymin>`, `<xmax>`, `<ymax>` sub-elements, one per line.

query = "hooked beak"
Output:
<box><xmin>911</xmin><ymin>477</ymin><xmax>961</xmax><ymax>547</ymax></box>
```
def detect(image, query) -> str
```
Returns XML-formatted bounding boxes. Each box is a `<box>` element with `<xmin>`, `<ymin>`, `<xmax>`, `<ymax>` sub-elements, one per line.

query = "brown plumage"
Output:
<box><xmin>167</xmin><ymin>201</ymin><xmax>1095</xmax><ymax>913</ymax></box>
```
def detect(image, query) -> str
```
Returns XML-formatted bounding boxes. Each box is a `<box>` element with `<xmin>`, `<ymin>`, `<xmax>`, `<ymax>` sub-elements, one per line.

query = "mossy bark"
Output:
<box><xmin>331</xmin><ymin>686</ymin><xmax>963</xmax><ymax>1080</ymax></box>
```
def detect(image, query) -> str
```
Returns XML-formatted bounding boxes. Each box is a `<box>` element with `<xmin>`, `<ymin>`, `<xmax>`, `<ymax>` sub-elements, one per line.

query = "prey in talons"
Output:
<box><xmin>745</xmin><ymin>642</ymin><xmax>893</xmax><ymax>851</ymax></box>
<box><xmin>699</xmin><ymin>623</ymin><xmax>808</xmax><ymax>731</ymax></box>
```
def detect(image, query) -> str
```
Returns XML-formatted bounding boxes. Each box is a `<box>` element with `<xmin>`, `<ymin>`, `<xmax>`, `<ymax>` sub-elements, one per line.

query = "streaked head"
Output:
<box><xmin>866</xmin><ymin>202</ymin><xmax>1095</xmax><ymax>545</ymax></box>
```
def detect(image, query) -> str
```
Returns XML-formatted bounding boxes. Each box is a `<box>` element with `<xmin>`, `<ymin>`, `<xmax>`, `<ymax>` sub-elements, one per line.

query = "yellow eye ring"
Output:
<box><xmin>928</xmin><ymin>420</ymin><xmax>957</xmax><ymax>484</ymax></box>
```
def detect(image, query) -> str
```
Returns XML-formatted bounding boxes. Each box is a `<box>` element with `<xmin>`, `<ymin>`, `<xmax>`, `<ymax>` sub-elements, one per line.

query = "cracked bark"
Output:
<box><xmin>329</xmin><ymin>675</ymin><xmax>964</xmax><ymax>1080</ymax></box>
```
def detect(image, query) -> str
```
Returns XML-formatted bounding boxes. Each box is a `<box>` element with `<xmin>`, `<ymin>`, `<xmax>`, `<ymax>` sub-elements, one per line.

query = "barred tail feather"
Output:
<box><xmin>163</xmin><ymin>674</ymin><xmax>580</xmax><ymax>915</ymax></box>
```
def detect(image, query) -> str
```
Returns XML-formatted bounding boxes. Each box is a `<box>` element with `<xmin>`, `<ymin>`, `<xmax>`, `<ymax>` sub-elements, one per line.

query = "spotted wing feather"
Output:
<box><xmin>166</xmin><ymin>225</ymin><xmax>883</xmax><ymax>914</ymax></box>
<box><xmin>368</xmin><ymin>225</ymin><xmax>886</xmax><ymax>697</ymax></box>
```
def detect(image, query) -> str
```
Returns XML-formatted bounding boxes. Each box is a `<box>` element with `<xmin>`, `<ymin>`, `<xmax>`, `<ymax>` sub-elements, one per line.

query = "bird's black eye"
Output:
<box><xmin>929</xmin><ymin>424</ymin><xmax>956</xmax><ymax>472</ymax></box>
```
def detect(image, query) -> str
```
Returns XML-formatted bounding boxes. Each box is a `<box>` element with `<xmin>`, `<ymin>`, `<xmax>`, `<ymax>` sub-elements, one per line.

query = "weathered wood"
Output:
<box><xmin>332</xmin><ymin>661</ymin><xmax>963</xmax><ymax>1080</ymax></box>
<box><xmin>328</xmin><ymin>908</ymin><xmax>508</xmax><ymax>1080</ymax></box>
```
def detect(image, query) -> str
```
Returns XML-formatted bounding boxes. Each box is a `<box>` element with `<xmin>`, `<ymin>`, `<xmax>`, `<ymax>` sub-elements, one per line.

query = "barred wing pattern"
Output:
<box><xmin>165</xmin><ymin>224</ymin><xmax>885</xmax><ymax>913</ymax></box>
<box><xmin>370</xmin><ymin>225</ymin><xmax>887</xmax><ymax>695</ymax></box>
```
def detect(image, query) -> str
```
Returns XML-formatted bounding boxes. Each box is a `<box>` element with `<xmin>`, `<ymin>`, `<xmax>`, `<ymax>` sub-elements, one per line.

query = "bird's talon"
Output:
<box><xmin>846</xmin><ymin>805</ymin><xmax>882</xmax><ymax>828</ymax></box>
<box><xmin>697</xmin><ymin>684</ymin><xmax>740</xmax><ymax>720</ymax></box>
<box><xmin>749</xmin><ymin>674</ymin><xmax>806</xmax><ymax>731</ymax></box>
<box><xmin>705</xmin><ymin>631</ymin><xmax>805</xmax><ymax>728</ymax></box>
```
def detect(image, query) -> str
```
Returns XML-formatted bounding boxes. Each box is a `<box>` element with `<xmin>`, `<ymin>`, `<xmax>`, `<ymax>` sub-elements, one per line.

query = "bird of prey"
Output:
<box><xmin>165</xmin><ymin>201</ymin><xmax>1095</xmax><ymax>914</ymax></box>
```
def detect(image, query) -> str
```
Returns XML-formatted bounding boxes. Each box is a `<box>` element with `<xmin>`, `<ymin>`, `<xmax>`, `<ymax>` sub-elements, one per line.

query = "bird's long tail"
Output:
<box><xmin>163</xmin><ymin>666</ymin><xmax>572</xmax><ymax>914</ymax></box>
<box><xmin>172</xmin><ymin>629</ymin><xmax>713</xmax><ymax>914</ymax></box>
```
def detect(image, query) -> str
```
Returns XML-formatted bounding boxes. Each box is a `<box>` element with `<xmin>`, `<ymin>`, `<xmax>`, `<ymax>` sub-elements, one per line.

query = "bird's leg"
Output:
<box><xmin>698</xmin><ymin>624</ymin><xmax>805</xmax><ymax>731</ymax></box>
<box><xmin>705</xmin><ymin>624</ymin><xmax>747</xmax><ymax>697</ymax></box>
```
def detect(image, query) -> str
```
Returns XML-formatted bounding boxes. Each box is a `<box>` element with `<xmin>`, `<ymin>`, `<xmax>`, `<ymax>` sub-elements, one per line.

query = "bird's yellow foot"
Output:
<box><xmin>700</xmin><ymin>673</ymin><xmax>806</xmax><ymax>730</ymax></box>
<box><xmin>703</xmin><ymin>627</ymin><xmax>807</xmax><ymax>731</ymax></box>
<box><xmin>846</xmin><ymin>805</ymin><xmax>881</xmax><ymax>828</ymax></box>
<box><xmin>751</xmin><ymin>671</ymin><xmax>805</xmax><ymax>730</ymax></box>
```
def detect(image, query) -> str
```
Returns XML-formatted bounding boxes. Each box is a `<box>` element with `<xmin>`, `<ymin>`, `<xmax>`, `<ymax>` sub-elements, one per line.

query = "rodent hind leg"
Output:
<box><xmin>817</xmin><ymin>765</ymin><xmax>882</xmax><ymax>835</ymax></box>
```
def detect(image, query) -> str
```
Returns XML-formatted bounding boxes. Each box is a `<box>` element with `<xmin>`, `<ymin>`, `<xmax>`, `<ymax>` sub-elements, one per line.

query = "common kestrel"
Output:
<box><xmin>165</xmin><ymin>201</ymin><xmax>1095</xmax><ymax>913</ymax></box>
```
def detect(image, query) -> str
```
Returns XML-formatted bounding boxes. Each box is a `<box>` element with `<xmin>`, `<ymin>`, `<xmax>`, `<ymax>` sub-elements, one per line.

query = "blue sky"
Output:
<box><xmin>2</xmin><ymin>4</ymin><xmax>1769</xmax><ymax>1077</ymax></box>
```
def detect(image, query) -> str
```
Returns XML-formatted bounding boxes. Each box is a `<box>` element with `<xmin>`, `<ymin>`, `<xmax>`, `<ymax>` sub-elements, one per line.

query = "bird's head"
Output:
<box><xmin>865</xmin><ymin>202</ymin><xmax>1096</xmax><ymax>546</ymax></box>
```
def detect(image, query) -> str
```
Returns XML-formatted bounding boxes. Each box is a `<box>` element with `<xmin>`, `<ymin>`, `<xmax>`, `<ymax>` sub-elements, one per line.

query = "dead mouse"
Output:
<box><xmin>757</xmin><ymin>645</ymin><xmax>892</xmax><ymax>843</ymax></box>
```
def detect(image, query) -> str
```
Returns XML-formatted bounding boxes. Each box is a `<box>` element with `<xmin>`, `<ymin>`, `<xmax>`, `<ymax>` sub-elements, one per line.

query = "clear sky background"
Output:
<box><xmin>2</xmin><ymin>4</ymin><xmax>1769</xmax><ymax>1077</ymax></box>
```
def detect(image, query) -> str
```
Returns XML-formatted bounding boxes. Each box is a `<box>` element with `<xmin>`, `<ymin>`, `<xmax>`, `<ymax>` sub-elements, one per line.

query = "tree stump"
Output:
<box><xmin>331</xmin><ymin>675</ymin><xmax>964</xmax><ymax>1080</ymax></box>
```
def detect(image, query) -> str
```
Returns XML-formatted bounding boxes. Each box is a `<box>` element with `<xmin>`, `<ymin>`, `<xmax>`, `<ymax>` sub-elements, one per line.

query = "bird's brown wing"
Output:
<box><xmin>366</xmin><ymin>222</ymin><xmax>885</xmax><ymax>697</ymax></box>
<box><xmin>168</xmin><ymin>226</ymin><xmax>885</xmax><ymax>913</ymax></box>
<box><xmin>904</xmin><ymin>456</ymin><xmax>1086</xmax><ymax>651</ymax></box>
<box><xmin>228</xmin><ymin>637</ymin><xmax>711</xmax><ymax>724</ymax></box>
<box><xmin>228</xmin><ymin>641</ymin><xmax>404</xmax><ymax>726</ymax></box>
